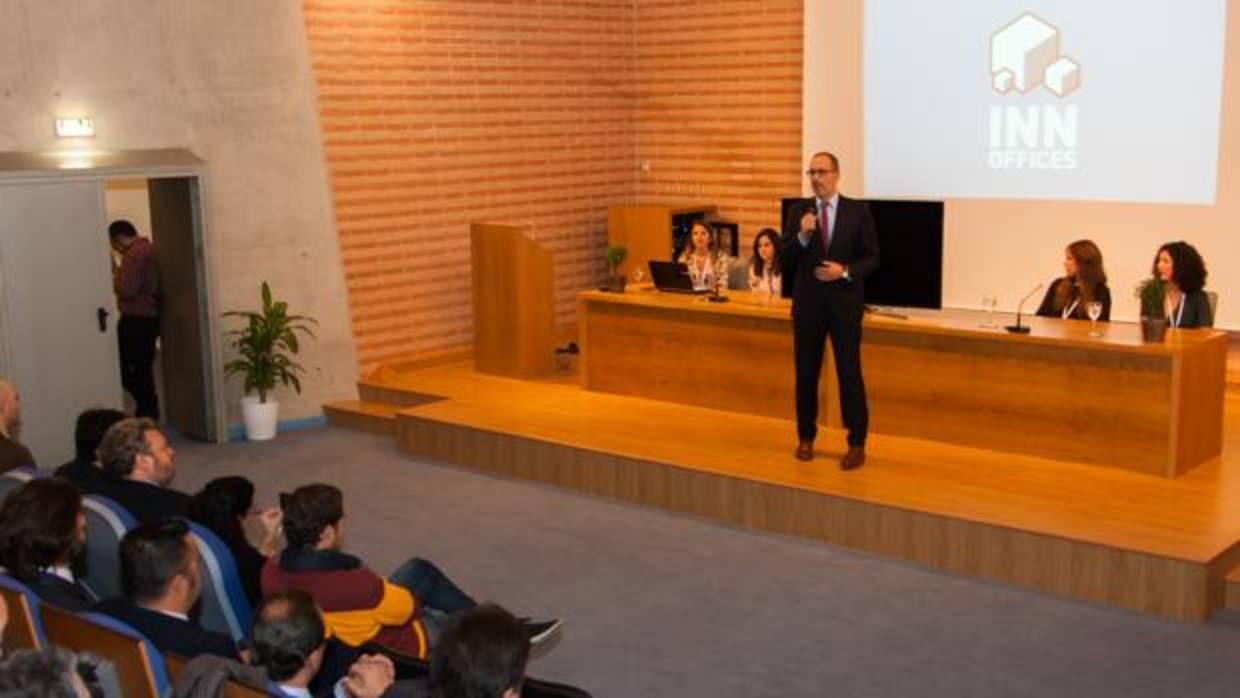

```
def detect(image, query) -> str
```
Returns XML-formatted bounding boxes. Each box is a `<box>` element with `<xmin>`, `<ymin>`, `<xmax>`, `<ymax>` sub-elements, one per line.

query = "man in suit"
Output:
<box><xmin>0</xmin><ymin>478</ymin><xmax>97</xmax><ymax>611</ymax></box>
<box><xmin>54</xmin><ymin>408</ymin><xmax>128</xmax><ymax>495</ymax></box>
<box><xmin>94</xmin><ymin>417</ymin><xmax>190</xmax><ymax>524</ymax></box>
<box><xmin>780</xmin><ymin>151</ymin><xmax>880</xmax><ymax>469</ymax></box>
<box><xmin>93</xmin><ymin>518</ymin><xmax>240</xmax><ymax>660</ymax></box>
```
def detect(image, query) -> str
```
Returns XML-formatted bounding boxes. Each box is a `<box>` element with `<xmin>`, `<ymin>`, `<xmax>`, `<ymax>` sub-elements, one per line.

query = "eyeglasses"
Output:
<box><xmin>805</xmin><ymin>168</ymin><xmax>837</xmax><ymax>177</ymax></box>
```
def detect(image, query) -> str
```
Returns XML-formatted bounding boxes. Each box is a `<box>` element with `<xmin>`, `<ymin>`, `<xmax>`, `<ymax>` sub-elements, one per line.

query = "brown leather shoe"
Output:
<box><xmin>840</xmin><ymin>447</ymin><xmax>866</xmax><ymax>471</ymax></box>
<box><xmin>795</xmin><ymin>440</ymin><xmax>814</xmax><ymax>461</ymax></box>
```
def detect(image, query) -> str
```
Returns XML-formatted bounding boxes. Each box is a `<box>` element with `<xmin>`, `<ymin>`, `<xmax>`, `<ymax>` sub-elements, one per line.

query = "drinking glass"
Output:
<box><xmin>980</xmin><ymin>296</ymin><xmax>998</xmax><ymax>328</ymax></box>
<box><xmin>1086</xmin><ymin>301</ymin><xmax>1103</xmax><ymax>337</ymax></box>
<box><xmin>632</xmin><ymin>267</ymin><xmax>645</xmax><ymax>285</ymax></box>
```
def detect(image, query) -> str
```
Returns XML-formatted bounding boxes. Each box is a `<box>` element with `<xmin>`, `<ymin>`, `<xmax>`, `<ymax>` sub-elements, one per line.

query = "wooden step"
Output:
<box><xmin>323</xmin><ymin>400</ymin><xmax>401</xmax><ymax>436</ymax></box>
<box><xmin>1226</xmin><ymin>566</ymin><xmax>1240</xmax><ymax>609</ymax></box>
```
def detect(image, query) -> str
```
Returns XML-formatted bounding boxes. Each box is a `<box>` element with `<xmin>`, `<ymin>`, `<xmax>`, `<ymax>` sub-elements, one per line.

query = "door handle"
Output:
<box><xmin>97</xmin><ymin>307</ymin><xmax>109</xmax><ymax>333</ymax></box>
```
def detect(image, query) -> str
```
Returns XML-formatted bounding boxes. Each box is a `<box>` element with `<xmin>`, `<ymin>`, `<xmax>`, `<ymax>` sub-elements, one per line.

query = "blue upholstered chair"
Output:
<box><xmin>184</xmin><ymin>520</ymin><xmax>253</xmax><ymax>643</ymax></box>
<box><xmin>80</xmin><ymin>494</ymin><xmax>138</xmax><ymax>601</ymax></box>
<box><xmin>0</xmin><ymin>572</ymin><xmax>47</xmax><ymax>651</ymax></box>
<box><xmin>0</xmin><ymin>464</ymin><xmax>41</xmax><ymax>499</ymax></box>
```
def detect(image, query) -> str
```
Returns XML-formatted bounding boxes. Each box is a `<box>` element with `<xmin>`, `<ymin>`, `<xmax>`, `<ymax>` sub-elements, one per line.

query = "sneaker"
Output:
<box><xmin>524</xmin><ymin>618</ymin><xmax>563</xmax><ymax>646</ymax></box>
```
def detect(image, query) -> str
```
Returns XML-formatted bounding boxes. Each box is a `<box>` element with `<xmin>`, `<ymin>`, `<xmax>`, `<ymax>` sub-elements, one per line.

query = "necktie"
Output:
<box><xmin>819</xmin><ymin>199</ymin><xmax>831</xmax><ymax>254</ymax></box>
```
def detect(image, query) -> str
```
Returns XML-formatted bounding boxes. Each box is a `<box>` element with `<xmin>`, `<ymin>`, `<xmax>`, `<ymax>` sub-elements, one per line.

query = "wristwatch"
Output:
<box><xmin>841</xmin><ymin>265</ymin><xmax>851</xmax><ymax>280</ymax></box>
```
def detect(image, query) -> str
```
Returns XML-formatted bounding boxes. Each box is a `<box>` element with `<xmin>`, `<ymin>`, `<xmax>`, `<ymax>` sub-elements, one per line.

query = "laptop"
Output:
<box><xmin>648</xmin><ymin>260</ymin><xmax>706</xmax><ymax>294</ymax></box>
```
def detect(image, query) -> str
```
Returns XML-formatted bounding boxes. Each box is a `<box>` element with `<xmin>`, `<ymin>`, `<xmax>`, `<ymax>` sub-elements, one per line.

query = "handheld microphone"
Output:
<box><xmin>1005</xmin><ymin>283</ymin><xmax>1043</xmax><ymax>334</ymax></box>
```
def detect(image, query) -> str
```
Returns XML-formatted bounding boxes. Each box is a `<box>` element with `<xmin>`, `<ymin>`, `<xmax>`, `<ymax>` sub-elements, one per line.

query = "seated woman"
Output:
<box><xmin>1035</xmin><ymin>239</ymin><xmax>1111</xmax><ymax>321</ymax></box>
<box><xmin>747</xmin><ymin>227</ymin><xmax>783</xmax><ymax>296</ymax></box>
<box><xmin>1153</xmin><ymin>240</ymin><xmax>1213</xmax><ymax>328</ymax></box>
<box><xmin>678</xmin><ymin>220</ymin><xmax>730</xmax><ymax>292</ymax></box>
<box><xmin>188</xmin><ymin>475</ymin><xmax>282</xmax><ymax>606</ymax></box>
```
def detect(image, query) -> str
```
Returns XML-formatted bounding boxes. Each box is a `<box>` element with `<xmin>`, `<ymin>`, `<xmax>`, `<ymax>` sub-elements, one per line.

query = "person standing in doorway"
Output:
<box><xmin>109</xmin><ymin>220</ymin><xmax>161</xmax><ymax>420</ymax></box>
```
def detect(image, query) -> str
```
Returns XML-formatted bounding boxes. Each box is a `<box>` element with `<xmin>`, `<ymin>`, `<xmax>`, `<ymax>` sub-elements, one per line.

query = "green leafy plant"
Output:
<box><xmin>1134</xmin><ymin>277</ymin><xmax>1167</xmax><ymax>318</ymax></box>
<box><xmin>605</xmin><ymin>244</ymin><xmax>628</xmax><ymax>276</ymax></box>
<box><xmin>223</xmin><ymin>282</ymin><xmax>317</xmax><ymax>403</ymax></box>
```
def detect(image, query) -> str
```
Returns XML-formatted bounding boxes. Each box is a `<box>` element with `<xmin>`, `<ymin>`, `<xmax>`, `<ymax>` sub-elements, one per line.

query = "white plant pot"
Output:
<box><xmin>240</xmin><ymin>395</ymin><xmax>280</xmax><ymax>441</ymax></box>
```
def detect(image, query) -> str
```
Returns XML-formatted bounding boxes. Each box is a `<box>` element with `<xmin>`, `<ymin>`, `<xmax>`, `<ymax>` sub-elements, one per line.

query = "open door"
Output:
<box><xmin>0</xmin><ymin>181</ymin><xmax>123</xmax><ymax>464</ymax></box>
<box><xmin>148</xmin><ymin>177</ymin><xmax>217</xmax><ymax>441</ymax></box>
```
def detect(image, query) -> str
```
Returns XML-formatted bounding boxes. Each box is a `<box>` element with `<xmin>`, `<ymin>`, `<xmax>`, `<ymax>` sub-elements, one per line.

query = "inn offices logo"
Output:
<box><xmin>990</xmin><ymin>12</ymin><xmax>1080</xmax><ymax>98</ymax></box>
<box><xmin>986</xmin><ymin>12</ymin><xmax>1080</xmax><ymax>170</ymax></box>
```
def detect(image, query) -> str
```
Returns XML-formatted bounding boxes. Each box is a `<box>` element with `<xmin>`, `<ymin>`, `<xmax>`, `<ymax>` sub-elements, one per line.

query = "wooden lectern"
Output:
<box><xmin>470</xmin><ymin>223</ymin><xmax>556</xmax><ymax>378</ymax></box>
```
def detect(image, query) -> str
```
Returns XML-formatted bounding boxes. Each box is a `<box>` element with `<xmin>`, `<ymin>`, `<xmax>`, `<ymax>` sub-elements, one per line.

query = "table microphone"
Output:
<box><xmin>1005</xmin><ymin>283</ymin><xmax>1043</xmax><ymax>334</ymax></box>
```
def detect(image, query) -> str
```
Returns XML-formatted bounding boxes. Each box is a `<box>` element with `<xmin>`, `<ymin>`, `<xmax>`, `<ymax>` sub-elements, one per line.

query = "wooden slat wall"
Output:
<box><xmin>301</xmin><ymin>1</ymin><xmax>803</xmax><ymax>367</ymax></box>
<box><xmin>633</xmin><ymin>0</ymin><xmax>803</xmax><ymax>252</ymax></box>
<box><xmin>301</xmin><ymin>0</ymin><xmax>635</xmax><ymax>368</ymax></box>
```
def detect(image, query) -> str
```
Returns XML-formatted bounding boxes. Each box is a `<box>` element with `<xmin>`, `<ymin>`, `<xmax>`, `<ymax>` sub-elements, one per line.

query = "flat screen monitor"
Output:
<box><xmin>780</xmin><ymin>197</ymin><xmax>943</xmax><ymax>309</ymax></box>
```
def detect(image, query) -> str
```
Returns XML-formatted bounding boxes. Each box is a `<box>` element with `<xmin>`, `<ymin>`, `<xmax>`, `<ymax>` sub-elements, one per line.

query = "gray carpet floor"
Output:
<box><xmin>171</xmin><ymin>426</ymin><xmax>1240</xmax><ymax>697</ymax></box>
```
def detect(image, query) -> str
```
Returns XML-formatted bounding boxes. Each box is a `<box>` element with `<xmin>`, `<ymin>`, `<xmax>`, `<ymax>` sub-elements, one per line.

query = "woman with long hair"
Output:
<box><xmin>747</xmin><ymin>228</ymin><xmax>782</xmax><ymax>296</ymax></box>
<box><xmin>187</xmin><ymin>475</ymin><xmax>281</xmax><ymax>605</ymax></box>
<box><xmin>1035</xmin><ymin>239</ymin><xmax>1111</xmax><ymax>321</ymax></box>
<box><xmin>1152</xmin><ymin>241</ymin><xmax>1212</xmax><ymax>328</ymax></box>
<box><xmin>677</xmin><ymin>220</ymin><xmax>730</xmax><ymax>292</ymax></box>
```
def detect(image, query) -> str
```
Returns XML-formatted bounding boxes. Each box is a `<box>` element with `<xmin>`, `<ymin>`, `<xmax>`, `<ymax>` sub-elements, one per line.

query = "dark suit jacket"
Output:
<box><xmin>54</xmin><ymin>458</ymin><xmax>113</xmax><ymax>496</ymax></box>
<box><xmin>26</xmin><ymin>571</ymin><xmax>98</xmax><ymax>612</ymax></box>
<box><xmin>93</xmin><ymin>597</ymin><xmax>238</xmax><ymax>660</ymax></box>
<box><xmin>98</xmin><ymin>478</ymin><xmax>191</xmax><ymax>525</ymax></box>
<box><xmin>779</xmin><ymin>195</ymin><xmax>880</xmax><ymax>309</ymax></box>
<box><xmin>0</xmin><ymin>434</ymin><xmax>36</xmax><ymax>473</ymax></box>
<box><xmin>1175</xmin><ymin>290</ymin><xmax>1214</xmax><ymax>328</ymax></box>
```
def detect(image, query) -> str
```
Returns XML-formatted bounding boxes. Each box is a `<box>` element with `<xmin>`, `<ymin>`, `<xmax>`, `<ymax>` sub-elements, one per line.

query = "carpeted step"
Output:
<box><xmin>324</xmin><ymin>400</ymin><xmax>400</xmax><ymax>435</ymax></box>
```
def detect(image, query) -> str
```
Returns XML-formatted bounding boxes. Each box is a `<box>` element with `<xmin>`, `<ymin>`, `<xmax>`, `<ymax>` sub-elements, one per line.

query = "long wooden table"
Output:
<box><xmin>578</xmin><ymin>288</ymin><xmax>1228</xmax><ymax>477</ymax></box>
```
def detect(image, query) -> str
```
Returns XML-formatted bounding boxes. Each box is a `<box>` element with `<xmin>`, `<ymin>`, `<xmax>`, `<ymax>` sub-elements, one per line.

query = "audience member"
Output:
<box><xmin>0</xmin><ymin>380</ymin><xmax>34</xmax><ymax>472</ymax></box>
<box><xmin>262</xmin><ymin>484</ymin><xmax>560</xmax><ymax>661</ymax></box>
<box><xmin>1153</xmin><ymin>240</ymin><xmax>1213</xmax><ymax>328</ymax></box>
<box><xmin>94</xmin><ymin>417</ymin><xmax>189</xmax><ymax>524</ymax></box>
<box><xmin>94</xmin><ymin>519</ymin><xmax>239</xmax><ymax>661</ymax></box>
<box><xmin>251</xmin><ymin>590</ymin><xmax>425</xmax><ymax>698</ymax></box>
<box><xmin>188</xmin><ymin>476</ymin><xmax>281</xmax><ymax>606</ymax></box>
<box><xmin>677</xmin><ymin>221</ymin><xmax>730</xmax><ymax>293</ymax></box>
<box><xmin>1035</xmin><ymin>239</ymin><xmax>1111</xmax><ymax>321</ymax></box>
<box><xmin>53</xmin><ymin>408</ymin><xmax>128</xmax><ymax>495</ymax></box>
<box><xmin>429</xmin><ymin>604</ymin><xmax>529</xmax><ymax>698</ymax></box>
<box><xmin>0</xmin><ymin>478</ymin><xmax>96</xmax><ymax>611</ymax></box>
<box><xmin>0</xmin><ymin>648</ymin><xmax>92</xmax><ymax>698</ymax></box>
<box><xmin>747</xmin><ymin>228</ymin><xmax>783</xmax><ymax>297</ymax></box>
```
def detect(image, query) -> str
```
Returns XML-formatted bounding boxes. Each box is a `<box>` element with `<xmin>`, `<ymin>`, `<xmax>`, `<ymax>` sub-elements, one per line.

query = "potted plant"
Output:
<box><xmin>604</xmin><ymin>244</ymin><xmax>628</xmax><ymax>292</ymax></box>
<box><xmin>1134</xmin><ymin>277</ymin><xmax>1167</xmax><ymax>342</ymax></box>
<box><xmin>223</xmin><ymin>282</ymin><xmax>317</xmax><ymax>440</ymax></box>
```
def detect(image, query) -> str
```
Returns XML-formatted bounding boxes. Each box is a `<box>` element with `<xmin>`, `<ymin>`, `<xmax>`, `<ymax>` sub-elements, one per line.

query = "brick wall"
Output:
<box><xmin>302</xmin><ymin>0</ymin><xmax>802</xmax><ymax>368</ymax></box>
<box><xmin>634</xmin><ymin>1</ymin><xmax>803</xmax><ymax>253</ymax></box>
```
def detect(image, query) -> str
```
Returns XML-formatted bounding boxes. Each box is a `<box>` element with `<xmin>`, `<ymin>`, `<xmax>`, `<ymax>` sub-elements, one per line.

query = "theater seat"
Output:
<box><xmin>40</xmin><ymin>604</ymin><xmax>170</xmax><ymax>698</ymax></box>
<box><xmin>0</xmin><ymin>465</ymin><xmax>41</xmax><ymax>499</ymax></box>
<box><xmin>80</xmin><ymin>494</ymin><xmax>138</xmax><ymax>601</ymax></box>
<box><xmin>184</xmin><ymin>520</ymin><xmax>253</xmax><ymax>643</ymax></box>
<box><xmin>0</xmin><ymin>573</ymin><xmax>47</xmax><ymax>652</ymax></box>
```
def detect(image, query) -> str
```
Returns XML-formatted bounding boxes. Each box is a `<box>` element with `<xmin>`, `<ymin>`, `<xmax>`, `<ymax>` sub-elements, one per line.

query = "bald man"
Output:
<box><xmin>0</xmin><ymin>379</ymin><xmax>35</xmax><ymax>472</ymax></box>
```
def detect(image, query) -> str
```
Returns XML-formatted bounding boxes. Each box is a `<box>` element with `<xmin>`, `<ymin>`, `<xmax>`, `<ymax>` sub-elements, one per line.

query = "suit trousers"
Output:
<box><xmin>793</xmin><ymin>288</ymin><xmax>868</xmax><ymax>447</ymax></box>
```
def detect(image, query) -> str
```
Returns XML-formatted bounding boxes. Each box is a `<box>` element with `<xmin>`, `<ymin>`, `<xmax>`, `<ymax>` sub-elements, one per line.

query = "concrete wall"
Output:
<box><xmin>0</xmin><ymin>0</ymin><xmax>357</xmax><ymax>425</ymax></box>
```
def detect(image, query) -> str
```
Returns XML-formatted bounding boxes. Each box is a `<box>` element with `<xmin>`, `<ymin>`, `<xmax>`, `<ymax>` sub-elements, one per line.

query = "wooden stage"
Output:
<box><xmin>327</xmin><ymin>350</ymin><xmax>1240</xmax><ymax>624</ymax></box>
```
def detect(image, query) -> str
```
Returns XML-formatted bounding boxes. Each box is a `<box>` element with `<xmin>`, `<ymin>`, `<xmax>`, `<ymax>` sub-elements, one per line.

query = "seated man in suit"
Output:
<box><xmin>0</xmin><ymin>478</ymin><xmax>97</xmax><ymax>611</ymax></box>
<box><xmin>94</xmin><ymin>417</ymin><xmax>190</xmax><ymax>524</ymax></box>
<box><xmin>0</xmin><ymin>379</ymin><xmax>35</xmax><ymax>472</ymax></box>
<box><xmin>251</xmin><ymin>589</ymin><xmax>425</xmax><ymax>698</ymax></box>
<box><xmin>54</xmin><ymin>408</ymin><xmax>128</xmax><ymax>496</ymax></box>
<box><xmin>430</xmin><ymin>604</ymin><xmax>529</xmax><ymax>698</ymax></box>
<box><xmin>262</xmin><ymin>484</ymin><xmax>560</xmax><ymax>661</ymax></box>
<box><xmin>94</xmin><ymin>518</ymin><xmax>239</xmax><ymax>660</ymax></box>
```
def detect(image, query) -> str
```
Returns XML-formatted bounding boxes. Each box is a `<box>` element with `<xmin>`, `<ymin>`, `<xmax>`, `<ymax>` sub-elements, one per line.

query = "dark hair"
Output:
<box><xmin>0</xmin><ymin>648</ymin><xmax>89</xmax><ymax>698</ymax></box>
<box><xmin>430</xmin><ymin>603</ymin><xmax>529</xmax><ymax>698</ymax></box>
<box><xmin>107</xmin><ymin>219</ymin><xmax>138</xmax><ymax>241</ymax></box>
<box><xmin>1153</xmin><ymin>241</ymin><xmax>1208</xmax><ymax>293</ymax></box>
<box><xmin>0</xmin><ymin>478</ymin><xmax>83</xmax><ymax>581</ymax></box>
<box><xmin>749</xmin><ymin>228</ymin><xmax>783</xmax><ymax>278</ymax></box>
<box><xmin>281</xmin><ymin>484</ymin><xmax>343</xmax><ymax>549</ymax></box>
<box><xmin>188</xmin><ymin>476</ymin><xmax>255</xmax><ymax>546</ymax></box>
<box><xmin>250</xmin><ymin>590</ymin><xmax>325</xmax><ymax>682</ymax></box>
<box><xmin>96</xmin><ymin>417</ymin><xmax>158</xmax><ymax>478</ymax></box>
<box><xmin>119</xmin><ymin>518</ymin><xmax>193</xmax><ymax>603</ymax></box>
<box><xmin>810</xmin><ymin>151</ymin><xmax>840</xmax><ymax>171</ymax></box>
<box><xmin>1053</xmin><ymin>239</ymin><xmax>1107</xmax><ymax>311</ymax></box>
<box><xmin>73</xmin><ymin>408</ymin><xmax>127</xmax><ymax>461</ymax></box>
